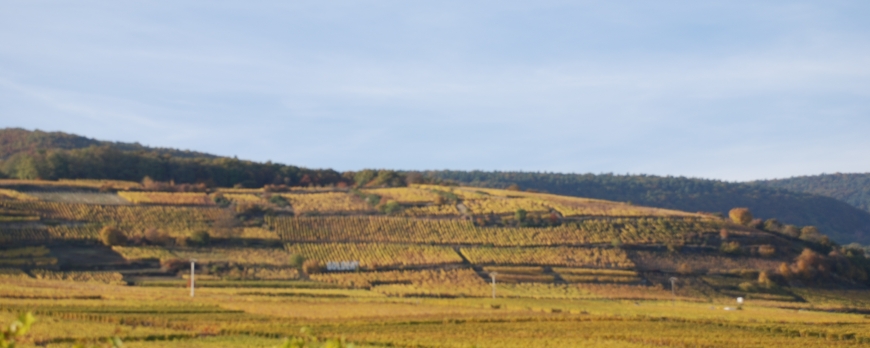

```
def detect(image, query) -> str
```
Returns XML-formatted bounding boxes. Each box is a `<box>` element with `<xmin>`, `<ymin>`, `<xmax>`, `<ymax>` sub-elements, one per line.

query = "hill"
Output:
<box><xmin>754</xmin><ymin>173</ymin><xmax>870</xmax><ymax>214</ymax></box>
<box><xmin>0</xmin><ymin>128</ymin><xmax>346</xmax><ymax>188</ymax></box>
<box><xmin>422</xmin><ymin>171</ymin><xmax>870</xmax><ymax>245</ymax></box>
<box><xmin>2</xmin><ymin>127</ymin><xmax>870</xmax><ymax>245</ymax></box>
<box><xmin>2</xmin><ymin>180</ymin><xmax>870</xmax><ymax>346</ymax></box>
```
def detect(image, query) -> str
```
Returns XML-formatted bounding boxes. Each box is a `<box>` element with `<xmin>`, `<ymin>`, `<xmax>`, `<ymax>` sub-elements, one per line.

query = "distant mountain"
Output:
<box><xmin>754</xmin><ymin>173</ymin><xmax>870</xmax><ymax>214</ymax></box>
<box><xmin>423</xmin><ymin>171</ymin><xmax>870</xmax><ymax>245</ymax></box>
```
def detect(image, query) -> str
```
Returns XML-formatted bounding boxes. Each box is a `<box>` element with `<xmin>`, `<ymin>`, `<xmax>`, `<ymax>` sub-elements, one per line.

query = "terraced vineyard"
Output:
<box><xmin>460</xmin><ymin>246</ymin><xmax>634</xmax><ymax>268</ymax></box>
<box><xmin>118</xmin><ymin>191</ymin><xmax>214</xmax><ymax>205</ymax></box>
<box><xmin>285</xmin><ymin>243</ymin><xmax>463</xmax><ymax>270</ymax></box>
<box><xmin>1</xmin><ymin>180</ymin><xmax>869</xmax><ymax>347</ymax></box>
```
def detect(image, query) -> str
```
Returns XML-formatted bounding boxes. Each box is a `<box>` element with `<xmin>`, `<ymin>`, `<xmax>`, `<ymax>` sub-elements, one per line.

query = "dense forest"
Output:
<box><xmin>755</xmin><ymin>173</ymin><xmax>870</xmax><ymax>214</ymax></box>
<box><xmin>0</xmin><ymin>128</ymin><xmax>348</xmax><ymax>188</ymax></box>
<box><xmin>2</xmin><ymin>128</ymin><xmax>870</xmax><ymax>245</ymax></box>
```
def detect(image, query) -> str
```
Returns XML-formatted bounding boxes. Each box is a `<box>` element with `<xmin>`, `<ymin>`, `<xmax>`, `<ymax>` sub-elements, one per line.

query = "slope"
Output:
<box><xmin>754</xmin><ymin>173</ymin><xmax>870</xmax><ymax>214</ymax></box>
<box><xmin>423</xmin><ymin>171</ymin><xmax>870</xmax><ymax>245</ymax></box>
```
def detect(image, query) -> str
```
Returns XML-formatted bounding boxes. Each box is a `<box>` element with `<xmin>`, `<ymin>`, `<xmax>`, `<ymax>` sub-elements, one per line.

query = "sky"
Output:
<box><xmin>2</xmin><ymin>1</ymin><xmax>869</xmax><ymax>181</ymax></box>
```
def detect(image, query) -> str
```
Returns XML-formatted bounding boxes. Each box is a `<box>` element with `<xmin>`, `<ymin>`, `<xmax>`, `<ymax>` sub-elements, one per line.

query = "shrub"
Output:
<box><xmin>677</xmin><ymin>262</ymin><xmax>692</xmax><ymax>275</ymax></box>
<box><xmin>611</xmin><ymin>237</ymin><xmax>622</xmax><ymax>248</ymax></box>
<box><xmin>514</xmin><ymin>209</ymin><xmax>527</xmax><ymax>223</ymax></box>
<box><xmin>144</xmin><ymin>228</ymin><xmax>172</xmax><ymax>246</ymax></box>
<box><xmin>728</xmin><ymin>208</ymin><xmax>753</xmax><ymax>225</ymax></box>
<box><xmin>212</xmin><ymin>193</ymin><xmax>231</xmax><ymax>208</ymax></box>
<box><xmin>747</xmin><ymin>218</ymin><xmax>763</xmax><ymax>229</ymax></box>
<box><xmin>290</xmin><ymin>254</ymin><xmax>306</xmax><ymax>268</ymax></box>
<box><xmin>782</xmin><ymin>225</ymin><xmax>800</xmax><ymax>238</ymax></box>
<box><xmin>738</xmin><ymin>281</ymin><xmax>757</xmax><ymax>292</ymax></box>
<box><xmin>758</xmin><ymin>271</ymin><xmax>774</xmax><ymax>288</ymax></box>
<box><xmin>758</xmin><ymin>245</ymin><xmax>776</xmax><ymax>258</ymax></box>
<box><xmin>720</xmin><ymin>241</ymin><xmax>741</xmax><ymax>255</ymax></box>
<box><xmin>269</xmin><ymin>195</ymin><xmax>290</xmax><ymax>207</ymax></box>
<box><xmin>189</xmin><ymin>231</ymin><xmax>211</xmax><ymax>246</ymax></box>
<box><xmin>719</xmin><ymin>229</ymin><xmax>729</xmax><ymax>240</ymax></box>
<box><xmin>800</xmin><ymin>226</ymin><xmax>821</xmax><ymax>241</ymax></box>
<box><xmin>380</xmin><ymin>200</ymin><xmax>402</xmax><ymax>215</ymax></box>
<box><xmin>302</xmin><ymin>260</ymin><xmax>322</xmax><ymax>274</ymax></box>
<box><xmin>777</xmin><ymin>262</ymin><xmax>793</xmax><ymax>279</ymax></box>
<box><xmin>763</xmin><ymin>219</ymin><xmax>782</xmax><ymax>232</ymax></box>
<box><xmin>161</xmin><ymin>258</ymin><xmax>188</xmax><ymax>273</ymax></box>
<box><xmin>99</xmin><ymin>226</ymin><xmax>127</xmax><ymax>246</ymax></box>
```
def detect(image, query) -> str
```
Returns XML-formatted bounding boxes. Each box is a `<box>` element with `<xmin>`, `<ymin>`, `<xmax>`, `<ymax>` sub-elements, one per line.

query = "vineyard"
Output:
<box><xmin>0</xmin><ymin>200</ymin><xmax>227</xmax><ymax>236</ymax></box>
<box><xmin>398</xmin><ymin>204</ymin><xmax>460</xmax><ymax>217</ymax></box>
<box><xmin>455</xmin><ymin>187</ymin><xmax>701</xmax><ymax>217</ymax></box>
<box><xmin>460</xmin><ymin>246</ymin><xmax>635</xmax><ymax>268</ymax></box>
<box><xmin>280</xmin><ymin>192</ymin><xmax>374</xmax><ymax>215</ymax></box>
<box><xmin>285</xmin><ymin>243</ymin><xmax>463</xmax><ymax>269</ymax></box>
<box><xmin>1</xmin><ymin>179</ymin><xmax>869</xmax><ymax>346</ymax></box>
<box><xmin>361</xmin><ymin>187</ymin><xmax>440</xmax><ymax>204</ymax></box>
<box><xmin>113</xmin><ymin>246</ymin><xmax>295</xmax><ymax>266</ymax></box>
<box><xmin>117</xmin><ymin>191</ymin><xmax>214</xmax><ymax>205</ymax></box>
<box><xmin>268</xmin><ymin>215</ymin><xmax>721</xmax><ymax>246</ymax></box>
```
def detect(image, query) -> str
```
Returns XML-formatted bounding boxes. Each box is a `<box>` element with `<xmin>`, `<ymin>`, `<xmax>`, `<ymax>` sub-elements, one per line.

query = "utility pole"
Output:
<box><xmin>490</xmin><ymin>272</ymin><xmax>497</xmax><ymax>299</ymax></box>
<box><xmin>190</xmin><ymin>259</ymin><xmax>196</xmax><ymax>298</ymax></box>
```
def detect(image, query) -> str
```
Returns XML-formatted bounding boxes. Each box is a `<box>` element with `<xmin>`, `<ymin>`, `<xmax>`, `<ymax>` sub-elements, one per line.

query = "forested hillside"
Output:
<box><xmin>423</xmin><ymin>171</ymin><xmax>870</xmax><ymax>245</ymax></box>
<box><xmin>755</xmin><ymin>173</ymin><xmax>870</xmax><ymax>214</ymax></box>
<box><xmin>2</xmin><ymin>128</ymin><xmax>869</xmax><ymax>244</ymax></box>
<box><xmin>0</xmin><ymin>128</ymin><xmax>347</xmax><ymax>188</ymax></box>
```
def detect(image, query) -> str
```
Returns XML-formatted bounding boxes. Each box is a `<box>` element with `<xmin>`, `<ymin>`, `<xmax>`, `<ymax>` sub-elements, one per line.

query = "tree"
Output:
<box><xmin>782</xmin><ymin>225</ymin><xmax>800</xmax><ymax>238</ymax></box>
<box><xmin>720</xmin><ymin>241</ymin><xmax>741</xmax><ymax>255</ymax></box>
<box><xmin>758</xmin><ymin>271</ymin><xmax>773</xmax><ymax>288</ymax></box>
<box><xmin>302</xmin><ymin>260</ymin><xmax>322</xmax><ymax>274</ymax></box>
<box><xmin>380</xmin><ymin>200</ymin><xmax>402</xmax><ymax>215</ymax></box>
<box><xmin>144</xmin><ymin>228</ymin><xmax>171</xmax><ymax>246</ymax></box>
<box><xmin>800</xmin><ymin>226</ymin><xmax>820</xmax><ymax>241</ymax></box>
<box><xmin>763</xmin><ymin>219</ymin><xmax>782</xmax><ymax>232</ymax></box>
<box><xmin>99</xmin><ymin>226</ymin><xmax>127</xmax><ymax>246</ymax></box>
<box><xmin>514</xmin><ymin>209</ymin><xmax>527</xmax><ymax>223</ymax></box>
<box><xmin>728</xmin><ymin>208</ymin><xmax>753</xmax><ymax>226</ymax></box>
<box><xmin>189</xmin><ymin>231</ymin><xmax>210</xmax><ymax>246</ymax></box>
<box><xmin>289</xmin><ymin>254</ymin><xmax>305</xmax><ymax>269</ymax></box>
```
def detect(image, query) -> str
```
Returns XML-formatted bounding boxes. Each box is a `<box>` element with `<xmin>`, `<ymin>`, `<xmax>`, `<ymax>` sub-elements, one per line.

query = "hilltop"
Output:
<box><xmin>755</xmin><ymin>173</ymin><xmax>870</xmax><ymax>214</ymax></box>
<box><xmin>2</xmin><ymin>127</ymin><xmax>870</xmax><ymax>245</ymax></box>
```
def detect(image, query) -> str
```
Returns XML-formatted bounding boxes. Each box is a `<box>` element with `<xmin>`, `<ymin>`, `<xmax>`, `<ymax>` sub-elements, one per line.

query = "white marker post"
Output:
<box><xmin>190</xmin><ymin>259</ymin><xmax>196</xmax><ymax>298</ymax></box>
<box><xmin>669</xmin><ymin>277</ymin><xmax>678</xmax><ymax>297</ymax></box>
<box><xmin>490</xmin><ymin>272</ymin><xmax>497</xmax><ymax>299</ymax></box>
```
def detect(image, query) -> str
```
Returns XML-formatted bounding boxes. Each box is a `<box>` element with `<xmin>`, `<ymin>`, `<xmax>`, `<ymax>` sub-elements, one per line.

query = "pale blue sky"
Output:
<box><xmin>2</xmin><ymin>1</ymin><xmax>869</xmax><ymax>181</ymax></box>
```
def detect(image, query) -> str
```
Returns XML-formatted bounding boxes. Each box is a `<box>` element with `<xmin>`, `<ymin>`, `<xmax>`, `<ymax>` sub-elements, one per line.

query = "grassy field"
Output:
<box><xmin>1</xmin><ymin>276</ymin><xmax>870</xmax><ymax>347</ymax></box>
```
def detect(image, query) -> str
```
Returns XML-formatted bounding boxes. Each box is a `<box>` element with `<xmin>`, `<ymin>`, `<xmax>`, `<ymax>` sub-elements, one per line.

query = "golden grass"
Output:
<box><xmin>118</xmin><ymin>191</ymin><xmax>214</xmax><ymax>205</ymax></box>
<box><xmin>112</xmin><ymin>246</ymin><xmax>294</xmax><ymax>267</ymax></box>
<box><xmin>280</xmin><ymin>192</ymin><xmax>374</xmax><ymax>215</ymax></box>
<box><xmin>0</xmin><ymin>188</ymin><xmax>38</xmax><ymax>201</ymax></box>
<box><xmin>361</xmin><ymin>187</ymin><xmax>440</xmax><ymax>203</ymax></box>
